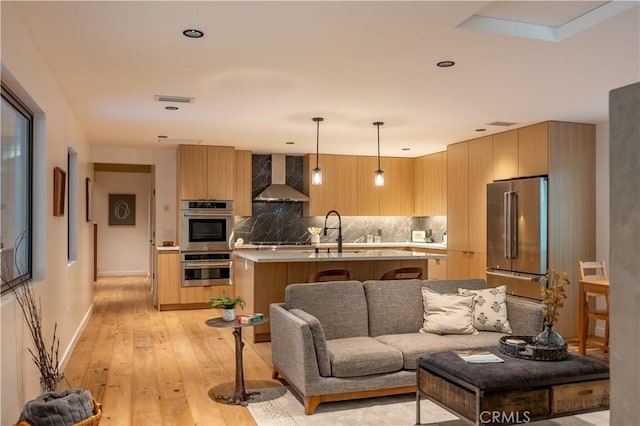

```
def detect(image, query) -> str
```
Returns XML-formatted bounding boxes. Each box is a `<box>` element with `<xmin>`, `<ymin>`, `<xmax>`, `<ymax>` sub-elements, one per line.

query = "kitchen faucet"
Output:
<box><xmin>323</xmin><ymin>210</ymin><xmax>343</xmax><ymax>253</ymax></box>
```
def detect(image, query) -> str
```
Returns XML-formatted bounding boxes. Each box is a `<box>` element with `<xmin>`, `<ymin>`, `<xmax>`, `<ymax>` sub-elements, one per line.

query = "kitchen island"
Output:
<box><xmin>233</xmin><ymin>249</ymin><xmax>446</xmax><ymax>342</ymax></box>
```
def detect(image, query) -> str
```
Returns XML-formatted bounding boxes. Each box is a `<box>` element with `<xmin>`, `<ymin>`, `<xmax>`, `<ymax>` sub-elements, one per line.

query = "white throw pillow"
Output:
<box><xmin>458</xmin><ymin>285</ymin><xmax>512</xmax><ymax>333</ymax></box>
<box><xmin>420</xmin><ymin>288</ymin><xmax>476</xmax><ymax>335</ymax></box>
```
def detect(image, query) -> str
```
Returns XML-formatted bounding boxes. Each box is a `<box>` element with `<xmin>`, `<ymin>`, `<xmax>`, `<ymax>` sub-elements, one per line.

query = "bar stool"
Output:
<box><xmin>379</xmin><ymin>267</ymin><xmax>423</xmax><ymax>280</ymax></box>
<box><xmin>307</xmin><ymin>269</ymin><xmax>351</xmax><ymax>283</ymax></box>
<box><xmin>578</xmin><ymin>260</ymin><xmax>609</xmax><ymax>353</ymax></box>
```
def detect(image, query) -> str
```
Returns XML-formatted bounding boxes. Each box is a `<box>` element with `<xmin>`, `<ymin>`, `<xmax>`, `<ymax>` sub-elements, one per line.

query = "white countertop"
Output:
<box><xmin>234</xmin><ymin>248</ymin><xmax>447</xmax><ymax>263</ymax></box>
<box><xmin>234</xmin><ymin>242</ymin><xmax>447</xmax><ymax>251</ymax></box>
<box><xmin>157</xmin><ymin>246</ymin><xmax>180</xmax><ymax>251</ymax></box>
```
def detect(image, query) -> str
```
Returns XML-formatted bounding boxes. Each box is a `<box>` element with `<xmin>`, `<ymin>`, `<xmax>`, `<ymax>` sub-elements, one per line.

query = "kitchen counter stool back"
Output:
<box><xmin>307</xmin><ymin>269</ymin><xmax>351</xmax><ymax>283</ymax></box>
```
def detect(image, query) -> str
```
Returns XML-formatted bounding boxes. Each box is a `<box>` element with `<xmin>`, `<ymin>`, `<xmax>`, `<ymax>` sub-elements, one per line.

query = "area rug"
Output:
<box><xmin>247</xmin><ymin>387</ymin><xmax>610</xmax><ymax>426</ymax></box>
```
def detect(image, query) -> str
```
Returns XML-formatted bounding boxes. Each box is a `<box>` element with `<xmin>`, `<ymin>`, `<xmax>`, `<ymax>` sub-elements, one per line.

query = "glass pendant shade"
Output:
<box><xmin>312</xmin><ymin>167</ymin><xmax>322</xmax><ymax>185</ymax></box>
<box><xmin>374</xmin><ymin>169</ymin><xmax>385</xmax><ymax>186</ymax></box>
<box><xmin>312</xmin><ymin>117</ymin><xmax>324</xmax><ymax>186</ymax></box>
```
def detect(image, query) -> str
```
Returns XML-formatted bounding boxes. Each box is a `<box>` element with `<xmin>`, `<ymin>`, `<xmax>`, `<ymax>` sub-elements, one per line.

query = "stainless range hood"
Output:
<box><xmin>253</xmin><ymin>154</ymin><xmax>310</xmax><ymax>202</ymax></box>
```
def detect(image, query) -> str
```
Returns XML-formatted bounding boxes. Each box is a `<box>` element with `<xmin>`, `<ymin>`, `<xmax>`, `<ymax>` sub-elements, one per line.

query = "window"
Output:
<box><xmin>1</xmin><ymin>83</ymin><xmax>33</xmax><ymax>294</ymax></box>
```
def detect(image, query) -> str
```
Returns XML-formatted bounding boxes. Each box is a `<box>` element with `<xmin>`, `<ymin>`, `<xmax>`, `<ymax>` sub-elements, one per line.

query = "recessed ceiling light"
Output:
<box><xmin>285</xmin><ymin>141</ymin><xmax>295</xmax><ymax>145</ymax></box>
<box><xmin>183</xmin><ymin>29</ymin><xmax>204</xmax><ymax>38</ymax></box>
<box><xmin>437</xmin><ymin>60</ymin><xmax>455</xmax><ymax>68</ymax></box>
<box><xmin>476</xmin><ymin>128</ymin><xmax>487</xmax><ymax>132</ymax></box>
<box><xmin>165</xmin><ymin>106</ymin><xmax>179</xmax><ymax>111</ymax></box>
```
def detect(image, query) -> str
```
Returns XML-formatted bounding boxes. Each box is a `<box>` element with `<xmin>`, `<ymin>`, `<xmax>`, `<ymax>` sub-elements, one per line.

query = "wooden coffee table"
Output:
<box><xmin>416</xmin><ymin>348</ymin><xmax>609</xmax><ymax>425</ymax></box>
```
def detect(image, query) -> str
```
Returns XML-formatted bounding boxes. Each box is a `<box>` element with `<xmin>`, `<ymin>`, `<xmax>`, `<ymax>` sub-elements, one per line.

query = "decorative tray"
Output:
<box><xmin>498</xmin><ymin>335</ymin><xmax>568</xmax><ymax>361</ymax></box>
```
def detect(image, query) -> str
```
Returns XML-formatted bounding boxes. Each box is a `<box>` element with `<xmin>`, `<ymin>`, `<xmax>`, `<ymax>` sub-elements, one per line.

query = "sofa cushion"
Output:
<box><xmin>459</xmin><ymin>285</ymin><xmax>512</xmax><ymax>333</ymax></box>
<box><xmin>285</xmin><ymin>281</ymin><xmax>369</xmax><ymax>340</ymax></box>
<box><xmin>289</xmin><ymin>309</ymin><xmax>331</xmax><ymax>377</ymax></box>
<box><xmin>326</xmin><ymin>337</ymin><xmax>404</xmax><ymax>378</ymax></box>
<box><xmin>363</xmin><ymin>279</ymin><xmax>424</xmax><ymax>336</ymax></box>
<box><xmin>423</xmin><ymin>278</ymin><xmax>487</xmax><ymax>294</ymax></box>
<box><xmin>376</xmin><ymin>331</ymin><xmax>508</xmax><ymax>369</ymax></box>
<box><xmin>420</xmin><ymin>289</ymin><xmax>476</xmax><ymax>335</ymax></box>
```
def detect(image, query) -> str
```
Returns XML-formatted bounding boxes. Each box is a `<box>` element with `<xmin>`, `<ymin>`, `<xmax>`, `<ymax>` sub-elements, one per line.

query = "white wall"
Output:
<box><xmin>595</xmin><ymin>122</ymin><xmax>610</xmax><ymax>267</ymax></box>
<box><xmin>1</xmin><ymin>3</ymin><xmax>94</xmax><ymax>423</ymax></box>
<box><xmin>94</xmin><ymin>171</ymin><xmax>151</xmax><ymax>276</ymax></box>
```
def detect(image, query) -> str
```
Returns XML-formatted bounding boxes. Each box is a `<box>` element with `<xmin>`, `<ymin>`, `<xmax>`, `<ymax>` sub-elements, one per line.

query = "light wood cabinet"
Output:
<box><xmin>414</xmin><ymin>151</ymin><xmax>447</xmax><ymax>216</ymax></box>
<box><xmin>447</xmin><ymin>136</ymin><xmax>493</xmax><ymax>279</ymax></box>
<box><xmin>156</xmin><ymin>250</ymin><xmax>180</xmax><ymax>308</ymax></box>
<box><xmin>303</xmin><ymin>154</ymin><xmax>336</xmax><ymax>216</ymax></box>
<box><xmin>518</xmin><ymin>122</ymin><xmax>548</xmax><ymax>177</ymax></box>
<box><xmin>380</xmin><ymin>157</ymin><xmax>415</xmax><ymax>216</ymax></box>
<box><xmin>177</xmin><ymin>145</ymin><xmax>235</xmax><ymax>200</ymax></box>
<box><xmin>356</xmin><ymin>156</ymin><xmax>380</xmax><ymax>216</ymax></box>
<box><xmin>492</xmin><ymin>130</ymin><xmax>519</xmax><ymax>180</ymax></box>
<box><xmin>234</xmin><ymin>150</ymin><xmax>252</xmax><ymax>216</ymax></box>
<box><xmin>333</xmin><ymin>155</ymin><xmax>358</xmax><ymax>215</ymax></box>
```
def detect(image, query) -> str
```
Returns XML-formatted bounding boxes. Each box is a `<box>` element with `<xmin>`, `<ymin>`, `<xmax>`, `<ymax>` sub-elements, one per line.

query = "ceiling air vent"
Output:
<box><xmin>154</xmin><ymin>95</ymin><xmax>194</xmax><ymax>103</ymax></box>
<box><xmin>487</xmin><ymin>121</ymin><xmax>517</xmax><ymax>127</ymax></box>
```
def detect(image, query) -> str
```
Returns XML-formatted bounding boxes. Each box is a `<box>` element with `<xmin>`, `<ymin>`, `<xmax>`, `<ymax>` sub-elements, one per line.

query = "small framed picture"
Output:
<box><xmin>412</xmin><ymin>230</ymin><xmax>426</xmax><ymax>243</ymax></box>
<box><xmin>53</xmin><ymin>167</ymin><xmax>66</xmax><ymax>216</ymax></box>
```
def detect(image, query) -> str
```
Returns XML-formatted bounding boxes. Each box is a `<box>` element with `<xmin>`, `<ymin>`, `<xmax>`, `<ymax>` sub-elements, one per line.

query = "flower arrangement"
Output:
<box><xmin>540</xmin><ymin>269</ymin><xmax>570</xmax><ymax>327</ymax></box>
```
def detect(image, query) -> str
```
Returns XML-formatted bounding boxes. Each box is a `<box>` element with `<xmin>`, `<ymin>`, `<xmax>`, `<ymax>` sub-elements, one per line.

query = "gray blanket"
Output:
<box><xmin>18</xmin><ymin>388</ymin><xmax>95</xmax><ymax>426</ymax></box>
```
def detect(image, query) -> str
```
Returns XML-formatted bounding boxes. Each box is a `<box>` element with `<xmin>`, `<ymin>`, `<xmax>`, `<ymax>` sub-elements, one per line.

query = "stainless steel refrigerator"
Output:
<box><xmin>486</xmin><ymin>177</ymin><xmax>547</xmax><ymax>300</ymax></box>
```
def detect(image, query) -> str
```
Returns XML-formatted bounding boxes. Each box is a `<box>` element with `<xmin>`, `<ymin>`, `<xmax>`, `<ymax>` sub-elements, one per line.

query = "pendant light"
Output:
<box><xmin>312</xmin><ymin>117</ymin><xmax>324</xmax><ymax>185</ymax></box>
<box><xmin>373</xmin><ymin>121</ymin><xmax>385</xmax><ymax>186</ymax></box>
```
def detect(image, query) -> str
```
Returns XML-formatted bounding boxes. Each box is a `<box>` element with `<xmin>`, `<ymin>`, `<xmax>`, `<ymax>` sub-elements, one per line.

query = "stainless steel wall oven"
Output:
<box><xmin>181</xmin><ymin>252</ymin><xmax>232</xmax><ymax>287</ymax></box>
<box><xmin>180</xmin><ymin>200</ymin><xmax>234</xmax><ymax>252</ymax></box>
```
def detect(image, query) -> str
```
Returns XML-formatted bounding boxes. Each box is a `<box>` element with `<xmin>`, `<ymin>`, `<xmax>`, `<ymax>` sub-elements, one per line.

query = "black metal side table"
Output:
<box><xmin>205</xmin><ymin>316</ymin><xmax>268</xmax><ymax>406</ymax></box>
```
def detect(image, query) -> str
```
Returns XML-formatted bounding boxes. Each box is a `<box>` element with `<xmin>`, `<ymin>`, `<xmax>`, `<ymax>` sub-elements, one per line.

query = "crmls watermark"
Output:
<box><xmin>479</xmin><ymin>410</ymin><xmax>531</xmax><ymax>424</ymax></box>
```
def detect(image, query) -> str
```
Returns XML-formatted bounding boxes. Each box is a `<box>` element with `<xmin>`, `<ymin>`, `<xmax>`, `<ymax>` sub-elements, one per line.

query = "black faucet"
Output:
<box><xmin>323</xmin><ymin>210</ymin><xmax>343</xmax><ymax>253</ymax></box>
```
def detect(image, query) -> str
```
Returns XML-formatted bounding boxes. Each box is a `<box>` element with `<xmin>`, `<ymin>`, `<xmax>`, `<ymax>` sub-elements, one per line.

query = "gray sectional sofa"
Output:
<box><xmin>269</xmin><ymin>278</ymin><xmax>544</xmax><ymax>414</ymax></box>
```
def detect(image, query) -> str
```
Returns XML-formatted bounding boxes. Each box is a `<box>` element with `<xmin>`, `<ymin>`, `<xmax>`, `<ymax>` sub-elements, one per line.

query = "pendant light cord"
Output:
<box><xmin>316</xmin><ymin>119</ymin><xmax>320</xmax><ymax>168</ymax></box>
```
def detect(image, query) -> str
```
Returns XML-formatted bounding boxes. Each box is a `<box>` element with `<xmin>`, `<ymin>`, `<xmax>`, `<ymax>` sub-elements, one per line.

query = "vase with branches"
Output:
<box><xmin>2</xmin><ymin>234</ymin><xmax>61</xmax><ymax>392</ymax></box>
<box><xmin>535</xmin><ymin>268</ymin><xmax>570</xmax><ymax>348</ymax></box>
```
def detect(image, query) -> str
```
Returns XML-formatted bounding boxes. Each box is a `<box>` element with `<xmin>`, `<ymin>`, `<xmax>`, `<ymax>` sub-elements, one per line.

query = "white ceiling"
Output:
<box><xmin>7</xmin><ymin>1</ymin><xmax>640</xmax><ymax>157</ymax></box>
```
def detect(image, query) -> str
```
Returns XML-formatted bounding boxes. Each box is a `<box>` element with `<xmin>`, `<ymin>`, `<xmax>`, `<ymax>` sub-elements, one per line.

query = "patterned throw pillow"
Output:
<box><xmin>458</xmin><ymin>285</ymin><xmax>512</xmax><ymax>333</ymax></box>
<box><xmin>420</xmin><ymin>288</ymin><xmax>476</xmax><ymax>335</ymax></box>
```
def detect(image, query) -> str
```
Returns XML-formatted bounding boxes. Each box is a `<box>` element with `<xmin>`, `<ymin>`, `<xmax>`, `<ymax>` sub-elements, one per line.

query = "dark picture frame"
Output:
<box><xmin>85</xmin><ymin>178</ymin><xmax>93</xmax><ymax>222</ymax></box>
<box><xmin>53</xmin><ymin>167</ymin><xmax>66</xmax><ymax>216</ymax></box>
<box><xmin>108</xmin><ymin>193</ymin><xmax>136</xmax><ymax>226</ymax></box>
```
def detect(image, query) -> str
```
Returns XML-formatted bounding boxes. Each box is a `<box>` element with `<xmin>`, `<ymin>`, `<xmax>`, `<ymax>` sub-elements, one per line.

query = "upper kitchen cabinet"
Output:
<box><xmin>414</xmin><ymin>151</ymin><xmax>447</xmax><ymax>216</ymax></box>
<box><xmin>333</xmin><ymin>155</ymin><xmax>358</xmax><ymax>215</ymax></box>
<box><xmin>356</xmin><ymin>156</ymin><xmax>380</xmax><ymax>216</ymax></box>
<box><xmin>380</xmin><ymin>157</ymin><xmax>415</xmax><ymax>216</ymax></box>
<box><xmin>234</xmin><ymin>150</ymin><xmax>252</xmax><ymax>216</ymax></box>
<box><xmin>177</xmin><ymin>145</ymin><xmax>235</xmax><ymax>200</ymax></box>
<box><xmin>493</xmin><ymin>123</ymin><xmax>549</xmax><ymax>180</ymax></box>
<box><xmin>303</xmin><ymin>153</ymin><xmax>336</xmax><ymax>216</ymax></box>
<box><xmin>447</xmin><ymin>135</ymin><xmax>493</xmax><ymax>279</ymax></box>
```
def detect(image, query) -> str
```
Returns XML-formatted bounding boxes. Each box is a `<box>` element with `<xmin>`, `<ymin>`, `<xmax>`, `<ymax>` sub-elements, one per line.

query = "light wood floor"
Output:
<box><xmin>64</xmin><ymin>276</ymin><xmax>281</xmax><ymax>426</ymax></box>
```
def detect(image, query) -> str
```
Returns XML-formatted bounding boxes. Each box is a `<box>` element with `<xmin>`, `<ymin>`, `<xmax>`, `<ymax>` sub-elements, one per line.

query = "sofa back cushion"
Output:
<box><xmin>423</xmin><ymin>278</ymin><xmax>487</xmax><ymax>294</ymax></box>
<box><xmin>285</xmin><ymin>281</ymin><xmax>369</xmax><ymax>340</ymax></box>
<box><xmin>363</xmin><ymin>279</ymin><xmax>424</xmax><ymax>336</ymax></box>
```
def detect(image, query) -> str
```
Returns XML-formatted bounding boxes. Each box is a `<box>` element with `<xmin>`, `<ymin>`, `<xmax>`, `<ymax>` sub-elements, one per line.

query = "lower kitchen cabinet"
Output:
<box><xmin>427</xmin><ymin>249</ymin><xmax>448</xmax><ymax>280</ymax></box>
<box><xmin>156</xmin><ymin>249</ymin><xmax>180</xmax><ymax>309</ymax></box>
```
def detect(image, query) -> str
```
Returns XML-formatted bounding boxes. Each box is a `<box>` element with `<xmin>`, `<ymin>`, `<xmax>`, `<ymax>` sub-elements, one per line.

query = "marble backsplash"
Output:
<box><xmin>234</xmin><ymin>154</ymin><xmax>447</xmax><ymax>244</ymax></box>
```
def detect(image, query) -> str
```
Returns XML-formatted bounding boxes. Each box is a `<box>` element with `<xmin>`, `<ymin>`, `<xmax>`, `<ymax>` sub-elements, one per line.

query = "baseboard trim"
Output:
<box><xmin>59</xmin><ymin>302</ymin><xmax>94</xmax><ymax>372</ymax></box>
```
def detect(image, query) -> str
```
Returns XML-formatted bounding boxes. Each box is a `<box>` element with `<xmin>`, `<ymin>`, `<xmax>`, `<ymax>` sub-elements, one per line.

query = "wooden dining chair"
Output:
<box><xmin>379</xmin><ymin>267</ymin><xmax>423</xmax><ymax>280</ymax></box>
<box><xmin>578</xmin><ymin>260</ymin><xmax>609</xmax><ymax>353</ymax></box>
<box><xmin>307</xmin><ymin>269</ymin><xmax>351</xmax><ymax>283</ymax></box>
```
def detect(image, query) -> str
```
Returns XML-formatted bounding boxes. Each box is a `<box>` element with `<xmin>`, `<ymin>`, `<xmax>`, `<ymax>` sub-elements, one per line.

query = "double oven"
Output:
<box><xmin>180</xmin><ymin>200</ymin><xmax>234</xmax><ymax>287</ymax></box>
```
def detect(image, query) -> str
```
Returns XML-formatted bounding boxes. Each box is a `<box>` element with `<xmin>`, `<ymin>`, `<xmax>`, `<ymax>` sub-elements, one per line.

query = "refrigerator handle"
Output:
<box><xmin>510</xmin><ymin>191</ymin><xmax>518</xmax><ymax>259</ymax></box>
<box><xmin>504</xmin><ymin>192</ymin><xmax>511</xmax><ymax>259</ymax></box>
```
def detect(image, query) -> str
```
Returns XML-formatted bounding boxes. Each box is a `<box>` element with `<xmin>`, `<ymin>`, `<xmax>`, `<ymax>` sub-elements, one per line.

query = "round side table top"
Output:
<box><xmin>205</xmin><ymin>317</ymin><xmax>268</xmax><ymax>328</ymax></box>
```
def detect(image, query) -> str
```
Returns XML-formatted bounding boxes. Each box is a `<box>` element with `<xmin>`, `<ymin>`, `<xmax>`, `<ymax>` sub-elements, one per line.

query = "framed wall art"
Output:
<box><xmin>53</xmin><ymin>167</ymin><xmax>66</xmax><ymax>216</ymax></box>
<box><xmin>108</xmin><ymin>193</ymin><xmax>136</xmax><ymax>226</ymax></box>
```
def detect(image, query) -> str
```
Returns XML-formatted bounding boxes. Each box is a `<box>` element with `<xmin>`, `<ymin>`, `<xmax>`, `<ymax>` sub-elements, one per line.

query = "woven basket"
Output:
<box><xmin>15</xmin><ymin>398</ymin><xmax>102</xmax><ymax>426</ymax></box>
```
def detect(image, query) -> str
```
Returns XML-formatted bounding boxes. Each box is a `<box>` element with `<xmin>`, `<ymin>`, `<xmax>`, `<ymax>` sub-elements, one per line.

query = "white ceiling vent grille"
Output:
<box><xmin>487</xmin><ymin>121</ymin><xmax>517</xmax><ymax>127</ymax></box>
<box><xmin>154</xmin><ymin>95</ymin><xmax>194</xmax><ymax>103</ymax></box>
